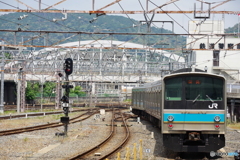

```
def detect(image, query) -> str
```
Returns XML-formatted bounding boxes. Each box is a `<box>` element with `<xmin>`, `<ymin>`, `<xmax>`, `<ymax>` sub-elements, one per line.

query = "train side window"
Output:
<box><xmin>165</xmin><ymin>77</ymin><xmax>182</xmax><ymax>101</ymax></box>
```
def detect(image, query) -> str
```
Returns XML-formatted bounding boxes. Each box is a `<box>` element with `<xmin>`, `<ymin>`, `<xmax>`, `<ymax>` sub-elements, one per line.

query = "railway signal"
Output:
<box><xmin>62</xmin><ymin>107</ymin><xmax>69</xmax><ymax>114</ymax></box>
<box><xmin>58</xmin><ymin>58</ymin><xmax>73</xmax><ymax>136</ymax></box>
<box><xmin>61</xmin><ymin>95</ymin><xmax>69</xmax><ymax>103</ymax></box>
<box><xmin>64</xmin><ymin>58</ymin><xmax>73</xmax><ymax>75</ymax></box>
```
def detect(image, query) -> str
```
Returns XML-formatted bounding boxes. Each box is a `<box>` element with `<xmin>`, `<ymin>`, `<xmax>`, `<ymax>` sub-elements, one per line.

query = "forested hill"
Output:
<box><xmin>0</xmin><ymin>12</ymin><xmax>186</xmax><ymax>49</ymax></box>
<box><xmin>225</xmin><ymin>23</ymin><xmax>240</xmax><ymax>33</ymax></box>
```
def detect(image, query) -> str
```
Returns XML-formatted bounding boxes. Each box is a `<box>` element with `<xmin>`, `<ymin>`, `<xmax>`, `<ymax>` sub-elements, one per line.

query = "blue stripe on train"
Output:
<box><xmin>163</xmin><ymin>113</ymin><xmax>225</xmax><ymax>122</ymax></box>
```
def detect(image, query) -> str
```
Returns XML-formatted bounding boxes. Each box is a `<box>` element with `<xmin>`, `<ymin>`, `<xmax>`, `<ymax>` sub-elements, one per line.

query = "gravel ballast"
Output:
<box><xmin>0</xmin><ymin>109</ymin><xmax>239</xmax><ymax>160</ymax></box>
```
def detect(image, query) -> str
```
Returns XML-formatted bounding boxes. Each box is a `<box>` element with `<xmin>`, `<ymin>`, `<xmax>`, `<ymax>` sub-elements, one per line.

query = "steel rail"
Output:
<box><xmin>69</xmin><ymin>108</ymin><xmax>115</xmax><ymax>160</ymax></box>
<box><xmin>0</xmin><ymin>109</ymin><xmax>87</xmax><ymax>120</ymax></box>
<box><xmin>100</xmin><ymin>112</ymin><xmax>130</xmax><ymax>160</ymax></box>
<box><xmin>0</xmin><ymin>110</ymin><xmax>98</xmax><ymax>136</ymax></box>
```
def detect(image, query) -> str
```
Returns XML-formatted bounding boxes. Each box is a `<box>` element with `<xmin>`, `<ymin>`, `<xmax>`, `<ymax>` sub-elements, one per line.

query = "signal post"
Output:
<box><xmin>60</xmin><ymin>58</ymin><xmax>73</xmax><ymax>136</ymax></box>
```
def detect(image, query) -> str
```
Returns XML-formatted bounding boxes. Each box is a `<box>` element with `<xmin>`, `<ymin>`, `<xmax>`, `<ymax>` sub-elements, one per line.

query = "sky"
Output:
<box><xmin>0</xmin><ymin>0</ymin><xmax>239</xmax><ymax>34</ymax></box>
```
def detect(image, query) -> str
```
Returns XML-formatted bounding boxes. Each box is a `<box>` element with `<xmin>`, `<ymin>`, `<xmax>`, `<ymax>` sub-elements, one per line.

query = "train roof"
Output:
<box><xmin>163</xmin><ymin>68</ymin><xmax>226</xmax><ymax>81</ymax></box>
<box><xmin>171</xmin><ymin>68</ymin><xmax>205</xmax><ymax>73</ymax></box>
<box><xmin>132</xmin><ymin>68</ymin><xmax>226</xmax><ymax>90</ymax></box>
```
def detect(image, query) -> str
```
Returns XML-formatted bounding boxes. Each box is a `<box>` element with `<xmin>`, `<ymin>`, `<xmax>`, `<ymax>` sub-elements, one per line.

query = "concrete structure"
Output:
<box><xmin>187</xmin><ymin>20</ymin><xmax>240</xmax><ymax>82</ymax></box>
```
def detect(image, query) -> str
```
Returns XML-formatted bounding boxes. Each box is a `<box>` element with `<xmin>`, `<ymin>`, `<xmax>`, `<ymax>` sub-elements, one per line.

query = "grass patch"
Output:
<box><xmin>23</xmin><ymin>137</ymin><xmax>29</xmax><ymax>142</ymax></box>
<box><xmin>52</xmin><ymin>114</ymin><xmax>64</xmax><ymax>120</ymax></box>
<box><xmin>0</xmin><ymin>110</ymin><xmax>16</xmax><ymax>115</ymax></box>
<box><xmin>0</xmin><ymin>109</ymin><xmax>61</xmax><ymax>116</ymax></box>
<box><xmin>228</xmin><ymin>122</ymin><xmax>240</xmax><ymax>130</ymax></box>
<box><xmin>124</xmin><ymin>99</ymin><xmax>131</xmax><ymax>103</ymax></box>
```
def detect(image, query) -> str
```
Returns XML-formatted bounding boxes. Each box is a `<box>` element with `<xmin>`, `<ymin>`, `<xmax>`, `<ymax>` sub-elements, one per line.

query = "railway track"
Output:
<box><xmin>69</xmin><ymin>109</ymin><xmax>130</xmax><ymax>160</ymax></box>
<box><xmin>0</xmin><ymin>108</ymin><xmax>98</xmax><ymax>120</ymax></box>
<box><xmin>0</xmin><ymin>109</ymin><xmax>99</xmax><ymax>136</ymax></box>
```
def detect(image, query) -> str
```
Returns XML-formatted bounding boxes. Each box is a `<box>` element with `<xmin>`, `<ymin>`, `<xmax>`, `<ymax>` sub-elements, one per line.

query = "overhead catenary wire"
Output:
<box><xmin>0</xmin><ymin>1</ymin><xmax>110</xmax><ymax>47</ymax></box>
<box><xmin>0</xmin><ymin>0</ymin><xmax>160</xmax><ymax>48</ymax></box>
<box><xmin>117</xmin><ymin>1</ymin><xmax>137</xmax><ymax>26</ymax></box>
<box><xmin>0</xmin><ymin>1</ymin><xmax>76</xmax><ymax>32</ymax></box>
<box><xmin>187</xmin><ymin>50</ymin><xmax>240</xmax><ymax>68</ymax></box>
<box><xmin>148</xmin><ymin>0</ymin><xmax>196</xmax><ymax>39</ymax></box>
<box><xmin>137</xmin><ymin>0</ymin><xmax>160</xmax><ymax>30</ymax></box>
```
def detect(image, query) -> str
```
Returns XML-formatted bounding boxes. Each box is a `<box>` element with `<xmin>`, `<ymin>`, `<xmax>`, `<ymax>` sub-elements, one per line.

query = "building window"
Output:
<box><xmin>200</xmin><ymin>43</ymin><xmax>205</xmax><ymax>49</ymax></box>
<box><xmin>209</xmin><ymin>43</ymin><xmax>214</xmax><ymax>49</ymax></box>
<box><xmin>213</xmin><ymin>50</ymin><xmax>219</xmax><ymax>66</ymax></box>
<box><xmin>219</xmin><ymin>43</ymin><xmax>224</xmax><ymax>49</ymax></box>
<box><xmin>228</xmin><ymin>43</ymin><xmax>234</xmax><ymax>49</ymax></box>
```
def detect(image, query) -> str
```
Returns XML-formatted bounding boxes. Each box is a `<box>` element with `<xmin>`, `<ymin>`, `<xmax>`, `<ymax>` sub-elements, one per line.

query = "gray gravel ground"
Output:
<box><xmin>0</xmin><ymin>110</ymin><xmax>239</xmax><ymax>160</ymax></box>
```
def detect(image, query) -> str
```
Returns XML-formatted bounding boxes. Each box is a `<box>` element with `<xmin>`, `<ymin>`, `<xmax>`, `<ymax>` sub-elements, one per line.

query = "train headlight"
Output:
<box><xmin>214</xmin><ymin>116</ymin><xmax>221</xmax><ymax>122</ymax></box>
<box><xmin>167</xmin><ymin>115</ymin><xmax>174</xmax><ymax>122</ymax></box>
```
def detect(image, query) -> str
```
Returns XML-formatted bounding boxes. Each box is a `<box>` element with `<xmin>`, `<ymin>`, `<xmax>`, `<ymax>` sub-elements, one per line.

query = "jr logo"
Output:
<box><xmin>208</xmin><ymin>103</ymin><xmax>218</xmax><ymax>109</ymax></box>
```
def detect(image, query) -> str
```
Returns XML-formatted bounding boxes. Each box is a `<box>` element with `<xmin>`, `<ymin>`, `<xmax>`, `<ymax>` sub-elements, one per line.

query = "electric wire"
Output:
<box><xmin>35</xmin><ymin>0</ymin><xmax>137</xmax><ymax>34</ymax></box>
<box><xmin>148</xmin><ymin>0</ymin><xmax>195</xmax><ymax>39</ymax></box>
<box><xmin>173</xmin><ymin>2</ymin><xmax>194</xmax><ymax>22</ymax></box>
<box><xmin>137</xmin><ymin>0</ymin><xmax>164</xmax><ymax>30</ymax></box>
<box><xmin>31</xmin><ymin>1</ymin><xmax>116</xmax><ymax>47</ymax></box>
<box><xmin>187</xmin><ymin>50</ymin><xmax>240</xmax><ymax>69</ymax></box>
<box><xmin>117</xmin><ymin>1</ymin><xmax>137</xmax><ymax>26</ymax></box>
<box><xmin>0</xmin><ymin>1</ymin><xmax>109</xmax><ymax>47</ymax></box>
<box><xmin>0</xmin><ymin>1</ymin><xmax>75</xmax><ymax>32</ymax></box>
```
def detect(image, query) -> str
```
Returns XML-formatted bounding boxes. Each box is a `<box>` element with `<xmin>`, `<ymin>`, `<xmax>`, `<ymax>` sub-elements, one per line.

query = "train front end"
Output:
<box><xmin>162</xmin><ymin>72</ymin><xmax>226</xmax><ymax>152</ymax></box>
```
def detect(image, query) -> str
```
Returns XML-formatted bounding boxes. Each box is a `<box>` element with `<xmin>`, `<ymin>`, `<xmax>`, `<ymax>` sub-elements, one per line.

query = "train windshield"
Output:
<box><xmin>185</xmin><ymin>76</ymin><xmax>223</xmax><ymax>101</ymax></box>
<box><xmin>165</xmin><ymin>76</ymin><xmax>224</xmax><ymax>101</ymax></box>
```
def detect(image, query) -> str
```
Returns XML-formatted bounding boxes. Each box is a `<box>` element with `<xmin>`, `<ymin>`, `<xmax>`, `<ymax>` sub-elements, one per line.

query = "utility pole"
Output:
<box><xmin>55</xmin><ymin>72</ymin><xmax>63</xmax><ymax>109</ymax></box>
<box><xmin>0</xmin><ymin>53</ymin><xmax>4</xmax><ymax>113</ymax></box>
<box><xmin>17</xmin><ymin>68</ymin><xmax>23</xmax><ymax>113</ymax></box>
<box><xmin>238</xmin><ymin>14</ymin><xmax>240</xmax><ymax>38</ymax></box>
<box><xmin>40</xmin><ymin>75</ymin><xmax>45</xmax><ymax>112</ymax></box>
<box><xmin>20</xmin><ymin>68</ymin><xmax>26</xmax><ymax>112</ymax></box>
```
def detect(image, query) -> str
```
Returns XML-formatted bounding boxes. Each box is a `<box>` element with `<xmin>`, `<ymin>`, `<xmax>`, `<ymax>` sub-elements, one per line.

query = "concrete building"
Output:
<box><xmin>186</xmin><ymin>20</ymin><xmax>240</xmax><ymax>82</ymax></box>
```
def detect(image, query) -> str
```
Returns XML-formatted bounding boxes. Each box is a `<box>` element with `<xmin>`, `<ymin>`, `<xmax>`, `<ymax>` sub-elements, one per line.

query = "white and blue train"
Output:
<box><xmin>132</xmin><ymin>68</ymin><xmax>226</xmax><ymax>152</ymax></box>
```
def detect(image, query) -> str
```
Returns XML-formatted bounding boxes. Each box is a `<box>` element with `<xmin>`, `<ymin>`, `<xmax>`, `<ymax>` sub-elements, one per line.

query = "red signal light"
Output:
<box><xmin>64</xmin><ymin>58</ymin><xmax>73</xmax><ymax>75</ymax></box>
<box><xmin>168</xmin><ymin>124</ymin><xmax>173</xmax><ymax>128</ymax></box>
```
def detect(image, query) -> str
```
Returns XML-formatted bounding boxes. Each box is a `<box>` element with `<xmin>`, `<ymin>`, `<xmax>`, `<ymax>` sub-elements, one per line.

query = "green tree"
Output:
<box><xmin>25</xmin><ymin>82</ymin><xmax>40</xmax><ymax>101</ymax></box>
<box><xmin>43</xmin><ymin>82</ymin><xmax>56</xmax><ymax>97</ymax></box>
<box><xmin>70</xmin><ymin>86</ymin><xmax>86</xmax><ymax>97</ymax></box>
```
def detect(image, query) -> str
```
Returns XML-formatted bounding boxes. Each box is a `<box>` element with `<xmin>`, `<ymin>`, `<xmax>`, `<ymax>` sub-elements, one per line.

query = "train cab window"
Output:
<box><xmin>185</xmin><ymin>76</ymin><xmax>223</xmax><ymax>101</ymax></box>
<box><xmin>165</xmin><ymin>77</ymin><xmax>182</xmax><ymax>101</ymax></box>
